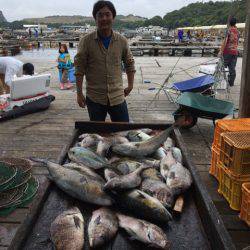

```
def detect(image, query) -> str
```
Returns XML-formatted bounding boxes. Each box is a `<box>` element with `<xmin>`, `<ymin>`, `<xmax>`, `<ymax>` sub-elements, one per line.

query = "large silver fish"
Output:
<box><xmin>112</xmin><ymin>126</ymin><xmax>174</xmax><ymax>158</ymax></box>
<box><xmin>68</xmin><ymin>147</ymin><xmax>110</xmax><ymax>169</ymax></box>
<box><xmin>88</xmin><ymin>208</ymin><xmax>118</xmax><ymax>248</ymax></box>
<box><xmin>33</xmin><ymin>159</ymin><xmax>113</xmax><ymax>206</ymax></box>
<box><xmin>104</xmin><ymin>165</ymin><xmax>151</xmax><ymax>191</ymax></box>
<box><xmin>166</xmin><ymin>162</ymin><xmax>192</xmax><ymax>196</ymax></box>
<box><xmin>114</xmin><ymin>189</ymin><xmax>172</xmax><ymax>223</ymax></box>
<box><xmin>127</xmin><ymin>131</ymin><xmax>166</xmax><ymax>160</ymax></box>
<box><xmin>117</xmin><ymin>213</ymin><xmax>170</xmax><ymax>249</ymax></box>
<box><xmin>50</xmin><ymin>207</ymin><xmax>84</xmax><ymax>250</ymax></box>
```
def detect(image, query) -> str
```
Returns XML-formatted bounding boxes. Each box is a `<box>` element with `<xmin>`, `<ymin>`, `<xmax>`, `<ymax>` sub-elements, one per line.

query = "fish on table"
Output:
<box><xmin>113</xmin><ymin>189</ymin><xmax>172</xmax><ymax>224</ymax></box>
<box><xmin>30</xmin><ymin>158</ymin><xmax>113</xmax><ymax>206</ymax></box>
<box><xmin>50</xmin><ymin>207</ymin><xmax>84</xmax><ymax>250</ymax></box>
<box><xmin>88</xmin><ymin>207</ymin><xmax>118</xmax><ymax>248</ymax></box>
<box><xmin>68</xmin><ymin>147</ymin><xmax>110</xmax><ymax>170</ymax></box>
<box><xmin>112</xmin><ymin>126</ymin><xmax>175</xmax><ymax>158</ymax></box>
<box><xmin>141</xmin><ymin>168</ymin><xmax>174</xmax><ymax>208</ymax></box>
<box><xmin>166</xmin><ymin>162</ymin><xmax>192</xmax><ymax>196</ymax></box>
<box><xmin>117</xmin><ymin>213</ymin><xmax>170</xmax><ymax>249</ymax></box>
<box><xmin>103</xmin><ymin>164</ymin><xmax>151</xmax><ymax>191</ymax></box>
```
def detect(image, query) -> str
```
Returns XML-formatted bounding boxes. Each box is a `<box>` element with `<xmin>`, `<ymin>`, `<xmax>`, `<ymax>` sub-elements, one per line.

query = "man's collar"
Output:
<box><xmin>94</xmin><ymin>30</ymin><xmax>118</xmax><ymax>41</ymax></box>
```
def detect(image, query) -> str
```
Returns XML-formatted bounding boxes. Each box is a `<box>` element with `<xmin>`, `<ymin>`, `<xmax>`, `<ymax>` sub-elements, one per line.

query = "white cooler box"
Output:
<box><xmin>0</xmin><ymin>74</ymin><xmax>51</xmax><ymax>112</ymax></box>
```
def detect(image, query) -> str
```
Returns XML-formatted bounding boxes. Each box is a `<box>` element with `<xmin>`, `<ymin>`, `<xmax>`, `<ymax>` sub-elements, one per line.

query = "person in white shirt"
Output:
<box><xmin>0</xmin><ymin>57</ymin><xmax>34</xmax><ymax>94</ymax></box>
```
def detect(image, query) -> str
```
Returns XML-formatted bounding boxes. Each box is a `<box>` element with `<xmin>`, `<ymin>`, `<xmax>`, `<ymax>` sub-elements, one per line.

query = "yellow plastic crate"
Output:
<box><xmin>239</xmin><ymin>182</ymin><xmax>250</xmax><ymax>226</ymax></box>
<box><xmin>213</xmin><ymin>118</ymin><xmax>250</xmax><ymax>149</ymax></box>
<box><xmin>218</xmin><ymin>163</ymin><xmax>250</xmax><ymax>211</ymax></box>
<box><xmin>219</xmin><ymin>131</ymin><xmax>250</xmax><ymax>175</ymax></box>
<box><xmin>209</xmin><ymin>145</ymin><xmax>220</xmax><ymax>180</ymax></box>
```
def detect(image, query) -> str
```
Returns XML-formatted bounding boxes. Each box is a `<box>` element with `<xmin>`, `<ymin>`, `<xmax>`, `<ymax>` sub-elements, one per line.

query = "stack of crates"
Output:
<box><xmin>209</xmin><ymin>118</ymin><xmax>250</xmax><ymax>180</ymax></box>
<box><xmin>239</xmin><ymin>183</ymin><xmax>250</xmax><ymax>226</ymax></box>
<box><xmin>217</xmin><ymin>131</ymin><xmax>250</xmax><ymax>210</ymax></box>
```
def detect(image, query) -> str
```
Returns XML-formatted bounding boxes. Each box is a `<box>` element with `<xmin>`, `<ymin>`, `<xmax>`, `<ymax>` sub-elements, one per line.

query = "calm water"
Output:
<box><xmin>19</xmin><ymin>48</ymin><xmax>77</xmax><ymax>60</ymax></box>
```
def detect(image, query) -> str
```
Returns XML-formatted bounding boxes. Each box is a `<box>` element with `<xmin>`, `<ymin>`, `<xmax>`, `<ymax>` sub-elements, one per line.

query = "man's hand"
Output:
<box><xmin>77</xmin><ymin>93</ymin><xmax>86</xmax><ymax>108</ymax></box>
<box><xmin>124</xmin><ymin>86</ymin><xmax>133</xmax><ymax>97</ymax></box>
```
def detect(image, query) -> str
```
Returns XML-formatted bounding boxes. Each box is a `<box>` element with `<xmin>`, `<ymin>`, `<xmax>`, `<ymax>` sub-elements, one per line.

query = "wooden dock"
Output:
<box><xmin>0</xmin><ymin>56</ymin><xmax>249</xmax><ymax>249</ymax></box>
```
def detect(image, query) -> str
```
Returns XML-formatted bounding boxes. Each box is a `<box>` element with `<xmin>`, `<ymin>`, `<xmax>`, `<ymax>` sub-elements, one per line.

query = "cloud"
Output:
<box><xmin>1</xmin><ymin>0</ymin><xmax>231</xmax><ymax>21</ymax></box>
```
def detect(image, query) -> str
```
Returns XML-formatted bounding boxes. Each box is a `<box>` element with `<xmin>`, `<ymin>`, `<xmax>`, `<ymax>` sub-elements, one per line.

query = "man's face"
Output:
<box><xmin>95</xmin><ymin>6</ymin><xmax>114</xmax><ymax>32</ymax></box>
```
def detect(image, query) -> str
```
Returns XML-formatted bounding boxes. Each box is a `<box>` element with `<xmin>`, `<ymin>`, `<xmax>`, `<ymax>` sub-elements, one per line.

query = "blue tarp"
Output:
<box><xmin>173</xmin><ymin>75</ymin><xmax>215</xmax><ymax>92</ymax></box>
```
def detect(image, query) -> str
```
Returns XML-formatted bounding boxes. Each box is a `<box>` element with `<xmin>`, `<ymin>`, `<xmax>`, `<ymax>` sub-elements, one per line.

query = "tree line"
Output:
<box><xmin>0</xmin><ymin>0</ymin><xmax>246</xmax><ymax>30</ymax></box>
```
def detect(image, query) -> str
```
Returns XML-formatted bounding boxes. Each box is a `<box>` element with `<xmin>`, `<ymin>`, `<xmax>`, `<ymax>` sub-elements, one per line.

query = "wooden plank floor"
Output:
<box><xmin>0</xmin><ymin>56</ymin><xmax>249</xmax><ymax>249</ymax></box>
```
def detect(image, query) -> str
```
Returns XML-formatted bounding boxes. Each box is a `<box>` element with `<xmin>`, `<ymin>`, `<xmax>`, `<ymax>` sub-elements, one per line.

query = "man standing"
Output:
<box><xmin>74</xmin><ymin>0</ymin><xmax>135</xmax><ymax>122</ymax></box>
<box><xmin>0</xmin><ymin>57</ymin><xmax>34</xmax><ymax>94</ymax></box>
<box><xmin>219</xmin><ymin>17</ymin><xmax>239</xmax><ymax>87</ymax></box>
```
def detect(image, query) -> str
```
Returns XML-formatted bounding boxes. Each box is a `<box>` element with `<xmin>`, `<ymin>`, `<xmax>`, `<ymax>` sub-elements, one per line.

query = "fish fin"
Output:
<box><xmin>94</xmin><ymin>215</ymin><xmax>101</xmax><ymax>225</ymax></box>
<box><xmin>73</xmin><ymin>215</ymin><xmax>82</xmax><ymax>229</ymax></box>
<box><xmin>169</xmin><ymin>171</ymin><xmax>175</xmax><ymax>179</ymax></box>
<box><xmin>136</xmin><ymin>190</ymin><xmax>146</xmax><ymax>199</ymax></box>
<box><xmin>129</xmin><ymin>236</ymin><xmax>138</xmax><ymax>241</ymax></box>
<box><xmin>47</xmin><ymin>175</ymin><xmax>53</xmax><ymax>181</ymax></box>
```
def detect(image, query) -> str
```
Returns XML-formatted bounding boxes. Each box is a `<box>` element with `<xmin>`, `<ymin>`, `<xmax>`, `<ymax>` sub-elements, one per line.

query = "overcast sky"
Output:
<box><xmin>1</xmin><ymin>0</ymin><xmax>230</xmax><ymax>22</ymax></box>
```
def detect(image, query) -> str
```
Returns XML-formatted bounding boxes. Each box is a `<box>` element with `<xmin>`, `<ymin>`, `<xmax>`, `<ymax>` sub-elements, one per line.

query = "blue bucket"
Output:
<box><xmin>68</xmin><ymin>67</ymin><xmax>76</xmax><ymax>83</ymax></box>
<box><xmin>58</xmin><ymin>69</ymin><xmax>63</xmax><ymax>82</ymax></box>
<box><xmin>58</xmin><ymin>68</ymin><xmax>76</xmax><ymax>83</ymax></box>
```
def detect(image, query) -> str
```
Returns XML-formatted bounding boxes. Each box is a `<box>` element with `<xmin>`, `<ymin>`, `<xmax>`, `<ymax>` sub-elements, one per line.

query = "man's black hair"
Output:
<box><xmin>229</xmin><ymin>17</ymin><xmax>237</xmax><ymax>26</ymax></box>
<box><xmin>23</xmin><ymin>63</ymin><xmax>34</xmax><ymax>75</ymax></box>
<box><xmin>92</xmin><ymin>1</ymin><xmax>116</xmax><ymax>19</ymax></box>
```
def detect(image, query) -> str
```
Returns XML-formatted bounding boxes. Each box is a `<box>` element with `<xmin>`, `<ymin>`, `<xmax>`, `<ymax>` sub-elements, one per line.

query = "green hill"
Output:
<box><xmin>0</xmin><ymin>11</ymin><xmax>7</xmax><ymax>22</ymax></box>
<box><xmin>0</xmin><ymin>1</ymin><xmax>247</xmax><ymax>29</ymax></box>
<box><xmin>163</xmin><ymin>0</ymin><xmax>246</xmax><ymax>28</ymax></box>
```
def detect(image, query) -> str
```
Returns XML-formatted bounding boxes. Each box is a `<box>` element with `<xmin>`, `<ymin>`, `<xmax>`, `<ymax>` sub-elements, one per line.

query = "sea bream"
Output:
<box><xmin>112</xmin><ymin>126</ymin><xmax>174</xmax><ymax>158</ymax></box>
<box><xmin>166</xmin><ymin>162</ymin><xmax>192</xmax><ymax>196</ymax></box>
<box><xmin>117</xmin><ymin>213</ymin><xmax>170</xmax><ymax>249</ymax></box>
<box><xmin>68</xmin><ymin>147</ymin><xmax>110</xmax><ymax>169</ymax></box>
<box><xmin>31</xmin><ymin>159</ymin><xmax>113</xmax><ymax>206</ymax></box>
<box><xmin>114</xmin><ymin>189</ymin><xmax>172</xmax><ymax>223</ymax></box>
<box><xmin>88</xmin><ymin>208</ymin><xmax>118</xmax><ymax>248</ymax></box>
<box><xmin>50</xmin><ymin>207</ymin><xmax>84</xmax><ymax>250</ymax></box>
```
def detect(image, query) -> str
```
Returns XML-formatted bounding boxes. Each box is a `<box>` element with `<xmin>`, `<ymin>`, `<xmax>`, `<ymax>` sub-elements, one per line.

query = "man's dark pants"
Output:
<box><xmin>223</xmin><ymin>54</ymin><xmax>238</xmax><ymax>86</ymax></box>
<box><xmin>86</xmin><ymin>96</ymin><xmax>129</xmax><ymax>122</ymax></box>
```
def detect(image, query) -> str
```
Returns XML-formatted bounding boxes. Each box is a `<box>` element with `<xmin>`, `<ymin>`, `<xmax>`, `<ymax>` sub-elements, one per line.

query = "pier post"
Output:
<box><xmin>239</xmin><ymin>0</ymin><xmax>250</xmax><ymax>117</ymax></box>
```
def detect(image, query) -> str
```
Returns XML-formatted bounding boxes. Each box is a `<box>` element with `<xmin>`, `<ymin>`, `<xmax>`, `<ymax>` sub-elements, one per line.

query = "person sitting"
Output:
<box><xmin>0</xmin><ymin>57</ymin><xmax>34</xmax><ymax>94</ymax></box>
